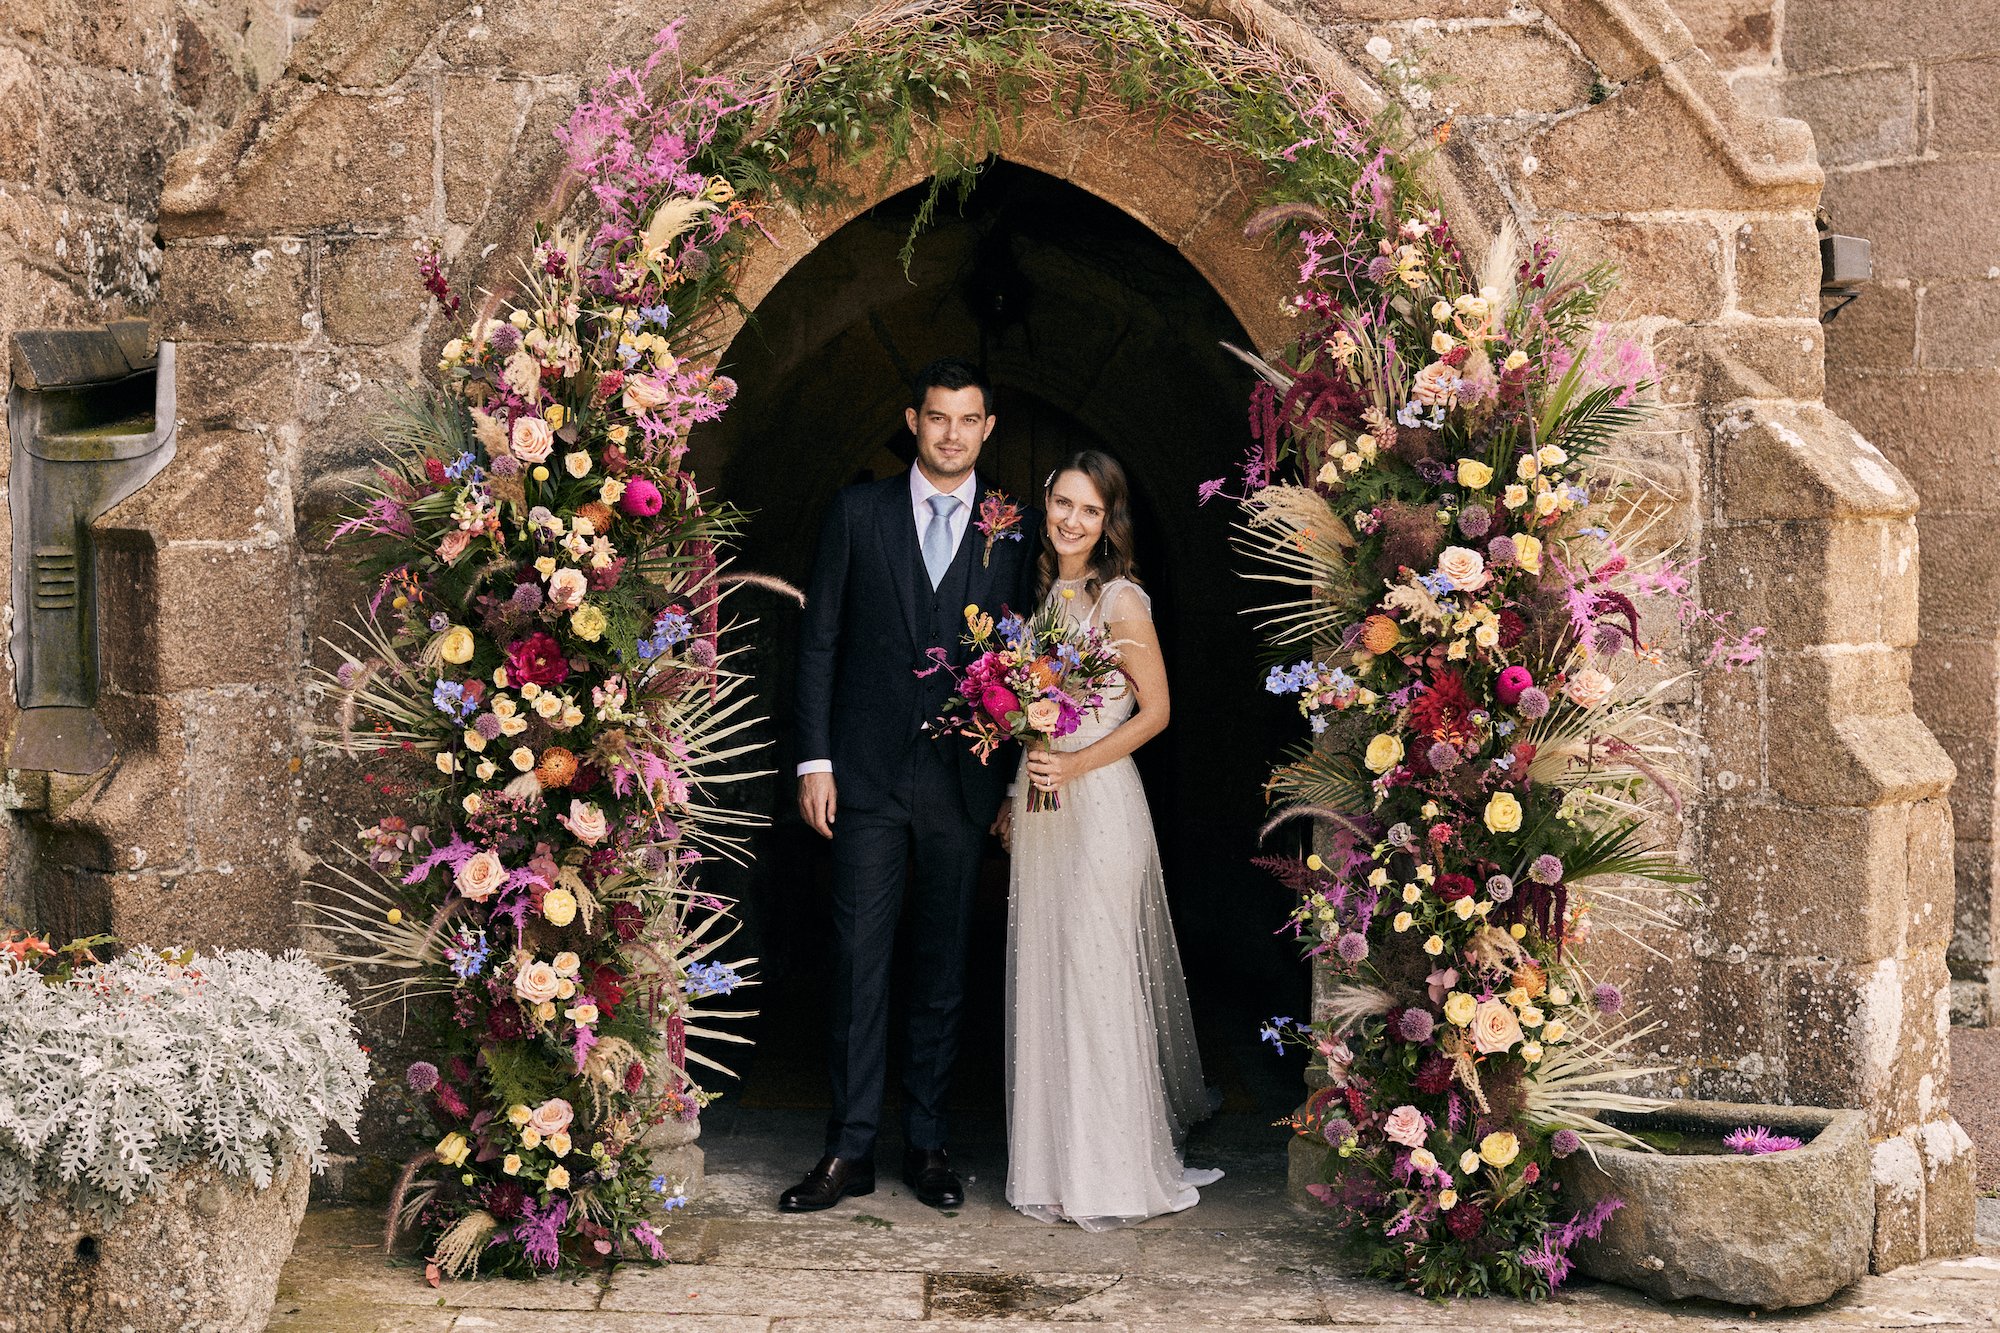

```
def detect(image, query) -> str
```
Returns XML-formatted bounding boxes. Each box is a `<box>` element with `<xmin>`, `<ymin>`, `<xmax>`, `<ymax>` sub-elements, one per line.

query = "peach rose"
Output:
<box><xmin>622</xmin><ymin>375</ymin><xmax>672</xmax><ymax>415</ymax></box>
<box><xmin>1564</xmin><ymin>668</ymin><xmax>1615</xmax><ymax>710</ymax></box>
<box><xmin>1412</xmin><ymin>360</ymin><xmax>1461</xmax><ymax>407</ymax></box>
<box><xmin>546</xmin><ymin>567</ymin><xmax>589</xmax><ymax>610</ymax></box>
<box><xmin>527</xmin><ymin>1097</ymin><xmax>573</xmax><ymax>1136</ymax></box>
<box><xmin>560</xmin><ymin>800</ymin><xmax>608</xmax><ymax>846</ymax></box>
<box><xmin>511</xmin><ymin>415</ymin><xmax>554</xmax><ymax>464</ymax></box>
<box><xmin>515</xmin><ymin>958</ymin><xmax>562</xmax><ymax>1004</ymax></box>
<box><xmin>1470</xmin><ymin>998</ymin><xmax>1524</xmax><ymax>1055</ymax></box>
<box><xmin>1382</xmin><ymin>1104</ymin><xmax>1428</xmax><ymax>1149</ymax></box>
<box><xmin>1434</xmin><ymin>546</ymin><xmax>1486</xmax><ymax>592</ymax></box>
<box><xmin>456</xmin><ymin>850</ymin><xmax>507</xmax><ymax>902</ymax></box>
<box><xmin>1024</xmin><ymin>698</ymin><xmax>1062</xmax><ymax>733</ymax></box>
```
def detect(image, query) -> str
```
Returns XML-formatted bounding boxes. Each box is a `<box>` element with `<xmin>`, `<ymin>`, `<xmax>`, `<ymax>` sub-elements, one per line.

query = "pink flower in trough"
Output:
<box><xmin>1723</xmin><ymin>1125</ymin><xmax>1803</xmax><ymax>1155</ymax></box>
<box><xmin>618</xmin><ymin>477</ymin><xmax>664</xmax><ymax>518</ymax></box>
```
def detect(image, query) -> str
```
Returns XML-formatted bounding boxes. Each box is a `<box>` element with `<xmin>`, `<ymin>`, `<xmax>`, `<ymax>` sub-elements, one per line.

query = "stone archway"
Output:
<box><xmin>139</xmin><ymin>0</ymin><xmax>1968</xmax><ymax>1264</ymax></box>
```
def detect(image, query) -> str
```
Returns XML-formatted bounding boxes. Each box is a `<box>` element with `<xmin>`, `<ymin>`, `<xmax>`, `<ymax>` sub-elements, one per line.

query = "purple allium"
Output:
<box><xmin>634</xmin><ymin>845</ymin><xmax>668</xmax><ymax>875</ymax></box>
<box><xmin>335</xmin><ymin>661</ymin><xmax>361</xmax><ymax>688</ymax></box>
<box><xmin>1336</xmin><ymin>931</ymin><xmax>1370</xmax><ymax>964</ymax></box>
<box><xmin>487</xmin><ymin>323</ymin><xmax>521</xmax><ymax>354</ymax></box>
<box><xmin>1457</xmin><ymin>505</ymin><xmax>1492</xmax><ymax>539</ymax></box>
<box><xmin>714</xmin><ymin>375</ymin><xmax>738</xmax><ymax>402</ymax></box>
<box><xmin>1592</xmin><ymin>623</ymin><xmax>1627</xmax><ymax>656</ymax></box>
<box><xmin>491</xmin><ymin>454</ymin><xmax>521</xmax><ymax>477</ymax></box>
<box><xmin>1550</xmin><ymin>1129</ymin><xmax>1583</xmax><ymax>1158</ymax></box>
<box><xmin>1724</xmin><ymin>1125</ymin><xmax>1804</xmax><ymax>1155</ymax></box>
<box><xmin>1593</xmin><ymin>982</ymin><xmax>1625</xmax><ymax>1014</ymax></box>
<box><xmin>1395</xmin><ymin>1007</ymin><xmax>1436</xmax><ymax>1043</ymax></box>
<box><xmin>405</xmin><ymin>1060</ymin><xmax>440</xmax><ymax>1094</ymax></box>
<box><xmin>1530</xmin><ymin>854</ymin><xmax>1565</xmax><ymax>885</ymax></box>
<box><xmin>1486</xmin><ymin>874</ymin><xmax>1515</xmax><ymax>904</ymax></box>
<box><xmin>1486</xmin><ymin>535</ymin><xmax>1518</xmax><ymax>566</ymax></box>
<box><xmin>687</xmin><ymin>639</ymin><xmax>717</xmax><ymax>668</ymax></box>
<box><xmin>1516</xmin><ymin>687</ymin><xmax>1551</xmax><ymax>718</ymax></box>
<box><xmin>473</xmin><ymin>712</ymin><xmax>504</xmax><ymax>740</ymax></box>
<box><xmin>1321</xmin><ymin>1116</ymin><xmax>1356</xmax><ymax>1147</ymax></box>
<box><xmin>510</xmin><ymin>581</ymin><xmax>544</xmax><ymax>611</ymax></box>
<box><xmin>1426</xmin><ymin>741</ymin><xmax>1461</xmax><ymax>771</ymax></box>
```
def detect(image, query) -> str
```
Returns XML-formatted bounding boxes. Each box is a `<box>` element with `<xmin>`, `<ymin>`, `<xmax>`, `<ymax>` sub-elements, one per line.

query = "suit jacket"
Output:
<box><xmin>796</xmin><ymin>471</ymin><xmax>1039</xmax><ymax>827</ymax></box>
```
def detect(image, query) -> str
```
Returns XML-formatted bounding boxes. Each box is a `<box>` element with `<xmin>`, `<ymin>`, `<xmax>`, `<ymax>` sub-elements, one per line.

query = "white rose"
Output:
<box><xmin>563</xmin><ymin>450</ymin><xmax>593</xmax><ymax>479</ymax></box>
<box><xmin>1564</xmin><ymin>668</ymin><xmax>1616</xmax><ymax>710</ymax></box>
<box><xmin>515</xmin><ymin>959</ymin><xmax>562</xmax><ymax>1004</ymax></box>
<box><xmin>1434</xmin><ymin>546</ymin><xmax>1486</xmax><ymax>592</ymax></box>
<box><xmin>547</xmin><ymin>567</ymin><xmax>589</xmax><ymax>610</ymax></box>
<box><xmin>511</xmin><ymin>415</ymin><xmax>554</xmax><ymax>463</ymax></box>
<box><xmin>456</xmin><ymin>850</ymin><xmax>508</xmax><ymax>902</ymax></box>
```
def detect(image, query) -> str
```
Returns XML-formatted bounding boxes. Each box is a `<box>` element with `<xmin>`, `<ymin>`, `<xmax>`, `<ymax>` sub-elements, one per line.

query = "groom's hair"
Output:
<box><xmin>910</xmin><ymin>357</ymin><xmax>994</xmax><ymax>416</ymax></box>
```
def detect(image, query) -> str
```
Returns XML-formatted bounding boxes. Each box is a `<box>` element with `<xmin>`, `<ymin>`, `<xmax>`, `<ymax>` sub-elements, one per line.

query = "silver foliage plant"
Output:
<box><xmin>0</xmin><ymin>949</ymin><xmax>370</xmax><ymax>1223</ymax></box>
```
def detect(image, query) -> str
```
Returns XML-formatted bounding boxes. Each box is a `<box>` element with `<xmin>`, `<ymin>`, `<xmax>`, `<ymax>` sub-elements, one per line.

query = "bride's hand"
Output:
<box><xmin>1025</xmin><ymin>747</ymin><xmax>1076</xmax><ymax>793</ymax></box>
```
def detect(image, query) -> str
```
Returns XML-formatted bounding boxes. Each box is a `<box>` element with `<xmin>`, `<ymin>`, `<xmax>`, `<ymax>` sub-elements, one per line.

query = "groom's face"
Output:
<box><xmin>907</xmin><ymin>385</ymin><xmax>996</xmax><ymax>488</ymax></box>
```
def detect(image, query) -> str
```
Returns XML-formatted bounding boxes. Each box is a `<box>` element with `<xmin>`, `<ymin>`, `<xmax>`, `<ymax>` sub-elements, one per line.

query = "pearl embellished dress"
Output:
<box><xmin>1004</xmin><ymin>577</ymin><xmax>1222</xmax><ymax>1230</ymax></box>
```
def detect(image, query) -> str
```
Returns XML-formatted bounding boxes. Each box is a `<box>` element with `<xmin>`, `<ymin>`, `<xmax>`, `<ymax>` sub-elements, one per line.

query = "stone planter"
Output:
<box><xmin>1552</xmin><ymin>1100</ymin><xmax>1871</xmax><ymax>1309</ymax></box>
<box><xmin>642</xmin><ymin>1111</ymin><xmax>705</xmax><ymax>1198</ymax></box>
<box><xmin>0</xmin><ymin>1151</ymin><xmax>311</xmax><ymax>1332</ymax></box>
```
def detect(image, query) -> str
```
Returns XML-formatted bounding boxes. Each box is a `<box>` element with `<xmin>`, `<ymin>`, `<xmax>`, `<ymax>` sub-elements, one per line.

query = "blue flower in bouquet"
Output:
<box><xmin>444</xmin><ymin>928</ymin><xmax>490</xmax><ymax>979</ymax></box>
<box><xmin>638</xmin><ymin>302</ymin><xmax>673</xmax><ymax>329</ymax></box>
<box><xmin>637</xmin><ymin>609</ymin><xmax>694</xmax><ymax>661</ymax></box>
<box><xmin>996</xmin><ymin>613</ymin><xmax>1026</xmax><ymax>647</ymax></box>
<box><xmin>432</xmin><ymin>679</ymin><xmax>478</xmax><ymax>721</ymax></box>
<box><xmin>684</xmin><ymin>961</ymin><xmax>742</xmax><ymax>998</ymax></box>
<box><xmin>443</xmin><ymin>450</ymin><xmax>480</xmax><ymax>481</ymax></box>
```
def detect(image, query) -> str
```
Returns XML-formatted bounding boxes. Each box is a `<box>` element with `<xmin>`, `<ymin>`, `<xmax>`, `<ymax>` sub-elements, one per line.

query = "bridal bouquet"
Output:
<box><xmin>922</xmin><ymin>594</ymin><xmax>1123</xmax><ymax>812</ymax></box>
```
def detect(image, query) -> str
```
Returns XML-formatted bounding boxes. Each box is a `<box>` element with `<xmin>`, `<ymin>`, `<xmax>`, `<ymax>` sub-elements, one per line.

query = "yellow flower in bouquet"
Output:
<box><xmin>1483</xmin><ymin>791</ymin><xmax>1522</xmax><ymax>833</ymax></box>
<box><xmin>1479</xmin><ymin>1130</ymin><xmax>1521</xmax><ymax>1168</ymax></box>
<box><xmin>1365</xmin><ymin>733</ymin><xmax>1404</xmax><ymax>773</ymax></box>
<box><xmin>438</xmin><ymin>624</ymin><xmax>476</xmax><ymax>664</ymax></box>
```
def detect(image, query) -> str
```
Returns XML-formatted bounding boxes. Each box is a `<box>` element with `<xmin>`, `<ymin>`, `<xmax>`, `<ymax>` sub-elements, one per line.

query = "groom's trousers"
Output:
<box><xmin>824</xmin><ymin>741</ymin><xmax>984</xmax><ymax>1162</ymax></box>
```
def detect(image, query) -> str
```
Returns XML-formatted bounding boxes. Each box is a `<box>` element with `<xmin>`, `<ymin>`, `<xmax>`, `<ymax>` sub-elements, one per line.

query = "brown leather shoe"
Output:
<box><xmin>778</xmin><ymin>1155</ymin><xmax>875</xmax><ymax>1212</ymax></box>
<box><xmin>902</xmin><ymin>1147</ymin><xmax>964</xmax><ymax>1209</ymax></box>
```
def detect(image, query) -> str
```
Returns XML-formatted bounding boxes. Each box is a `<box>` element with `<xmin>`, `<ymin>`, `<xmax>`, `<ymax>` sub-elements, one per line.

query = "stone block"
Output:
<box><xmin>1826</xmin><ymin>281</ymin><xmax>1917</xmax><ymax>375</ymax></box>
<box><xmin>111</xmin><ymin>865</ymin><xmax>300</xmax><ymax>953</ymax></box>
<box><xmin>1915</xmin><ymin>512</ymin><xmax>2000</xmax><ymax>638</ymax></box>
<box><xmin>159</xmin><ymin>240</ymin><xmax>313</xmax><ymax>344</ymax></box>
<box><xmin>101</xmin><ymin>427</ymin><xmax>288</xmax><ymax>544</ymax></box>
<box><xmin>1786</xmin><ymin>0</ymin><xmax>2000</xmax><ymax>72</ymax></box>
<box><xmin>150</xmin><ymin>544</ymin><xmax>297</xmax><ymax>690</ymax></box>
<box><xmin>1549</xmin><ymin>218</ymin><xmax>1724</xmax><ymax>322</ymax></box>
<box><xmin>441</xmin><ymin>76</ymin><xmax>534</xmax><ymax>226</ymax></box>
<box><xmin>1675</xmin><ymin>0</ymin><xmax>1779</xmax><ymax>68</ymax></box>
<box><xmin>186</xmin><ymin>688</ymin><xmax>300</xmax><ymax>874</ymax></box>
<box><xmin>0</xmin><ymin>46</ymin><xmax>45</xmax><ymax>185</ymax></box>
<box><xmin>1871</xmin><ymin>1130</ymin><xmax>1925</xmax><ymax>1271</ymax></box>
<box><xmin>1783</xmin><ymin>65</ymin><xmax>1919</xmax><ymax>169</ymax></box>
<box><xmin>437</xmin><ymin>0</ymin><xmax>659</xmax><ymax>76</ymax></box>
<box><xmin>321</xmin><ymin>236</ymin><xmax>428</xmax><ymax>346</ymax></box>
<box><xmin>1906</xmin><ymin>798</ymin><xmax>1962</xmax><ymax>954</ymax></box>
<box><xmin>288</xmin><ymin>0</ymin><xmax>458</xmax><ymax>88</ymax></box>
<box><xmin>174</xmin><ymin>343</ymin><xmax>305</xmax><ymax>429</ymax></box>
<box><xmin>1392</xmin><ymin>21</ymin><xmax>1593</xmax><ymax>117</ymax></box>
<box><xmin>1714</xmin><ymin>402</ymin><xmax>1916</xmax><ymax>524</ymax></box>
<box><xmin>1732</xmin><ymin>215</ymin><xmax>1821</xmax><ymax>320</ymax></box>
<box><xmin>1954</xmin><ymin>839</ymin><xmax>2000</xmax><ymax>966</ymax></box>
<box><xmin>1823</xmin><ymin>161</ymin><xmax>2000</xmax><ymax>281</ymax></box>
<box><xmin>1920</xmin><ymin>1119</ymin><xmax>1978</xmax><ymax>1258</ymax></box>
<box><xmin>1700</xmin><ymin>657</ymin><xmax>1762</xmax><ymax>796</ymax></box>
<box><xmin>1917</xmin><ymin>279</ymin><xmax>2000</xmax><ymax>371</ymax></box>
<box><xmin>1705</xmin><ymin>518</ymin><xmax>1913</xmax><ymax>653</ymax></box>
<box><xmin>1654</xmin><ymin>320</ymin><xmax>1825</xmax><ymax>405</ymax></box>
<box><xmin>36</xmin><ymin>65</ymin><xmax>180</xmax><ymax>214</ymax></box>
<box><xmin>43</xmin><ymin>691</ymin><xmax>188</xmax><ymax>874</ymax></box>
<box><xmin>1829</xmin><ymin>369</ymin><xmax>2000</xmax><ymax>515</ymax></box>
<box><xmin>1930</xmin><ymin>55</ymin><xmax>2000</xmax><ymax>159</ymax></box>
<box><xmin>294</xmin><ymin>344</ymin><xmax>428</xmax><ymax>477</ymax></box>
<box><xmin>1767</xmin><ymin>710</ymin><xmax>1954</xmax><ymax>810</ymax></box>
<box><xmin>1706</xmin><ymin>802</ymin><xmax>1909</xmax><ymax>960</ymax></box>
<box><xmin>194</xmin><ymin>91</ymin><xmax>434</xmax><ymax>231</ymax></box>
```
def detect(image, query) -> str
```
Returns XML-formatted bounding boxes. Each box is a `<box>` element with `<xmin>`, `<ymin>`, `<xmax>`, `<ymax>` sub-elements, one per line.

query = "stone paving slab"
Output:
<box><xmin>600</xmin><ymin>1262</ymin><xmax>929</xmax><ymax>1318</ymax></box>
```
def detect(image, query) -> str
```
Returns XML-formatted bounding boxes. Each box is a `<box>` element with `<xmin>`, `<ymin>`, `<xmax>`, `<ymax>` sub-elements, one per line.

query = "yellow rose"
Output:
<box><xmin>1365</xmin><ymin>733</ymin><xmax>1405</xmax><ymax>773</ymax></box>
<box><xmin>438</xmin><ymin>625</ymin><xmax>476</xmax><ymax>664</ymax></box>
<box><xmin>1459</xmin><ymin>1149</ymin><xmax>1481</xmax><ymax>1174</ymax></box>
<box><xmin>521</xmin><ymin>1127</ymin><xmax>542</xmax><ymax>1150</ymax></box>
<box><xmin>1444</xmin><ymin>992</ymin><xmax>1476</xmax><ymax>1026</ymax></box>
<box><xmin>1520</xmin><ymin>1041</ymin><xmax>1544</xmax><ymax>1063</ymax></box>
<box><xmin>542</xmin><ymin>888</ymin><xmax>578</xmax><ymax>927</ymax></box>
<box><xmin>1479</xmin><ymin>1130</ymin><xmax>1521</xmax><ymax>1168</ymax></box>
<box><xmin>570</xmin><ymin>604</ymin><xmax>608</xmax><ymax>642</ymax></box>
<box><xmin>502</xmin><ymin>1154</ymin><xmax>522</xmax><ymax>1175</ymax></box>
<box><xmin>545</xmin><ymin>404</ymin><xmax>566</xmax><ymax>430</ymax></box>
<box><xmin>1392</xmin><ymin>911</ymin><xmax>1414</xmax><ymax>933</ymax></box>
<box><xmin>1456</xmin><ymin>458</ymin><xmax>1494</xmax><ymax>490</ymax></box>
<box><xmin>1402</xmin><ymin>884</ymin><xmax>1422</xmax><ymax>904</ymax></box>
<box><xmin>1484</xmin><ymin>791</ymin><xmax>1523</xmax><ymax>834</ymax></box>
<box><xmin>548</xmin><ymin>1130</ymin><xmax>572</xmax><ymax>1158</ymax></box>
<box><xmin>1512</xmin><ymin>533</ymin><xmax>1542</xmax><ymax>575</ymax></box>
<box><xmin>1543</xmin><ymin>1020</ymin><xmax>1568</xmax><ymax>1043</ymax></box>
<box><xmin>1422</xmin><ymin>934</ymin><xmax>1444</xmax><ymax>956</ymax></box>
<box><xmin>435</xmin><ymin>1132</ymin><xmax>471</xmax><ymax>1168</ymax></box>
<box><xmin>508</xmin><ymin>1104</ymin><xmax>532</xmax><ymax>1127</ymax></box>
<box><xmin>1503</xmin><ymin>483</ymin><xmax>1529</xmax><ymax>510</ymax></box>
<box><xmin>1548</xmin><ymin>986</ymin><xmax>1571</xmax><ymax>1007</ymax></box>
<box><xmin>1438</xmin><ymin>1188</ymin><xmax>1459</xmax><ymax>1211</ymax></box>
<box><xmin>1452</xmin><ymin>897</ymin><xmax>1476</xmax><ymax>920</ymax></box>
<box><xmin>546</xmin><ymin>1165</ymin><xmax>570</xmax><ymax>1190</ymax></box>
<box><xmin>1516</xmin><ymin>452</ymin><xmax>1540</xmax><ymax>480</ymax></box>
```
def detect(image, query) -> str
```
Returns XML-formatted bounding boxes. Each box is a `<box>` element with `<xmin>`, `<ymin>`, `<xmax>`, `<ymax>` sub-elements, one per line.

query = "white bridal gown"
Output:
<box><xmin>1005</xmin><ymin>576</ymin><xmax>1223</xmax><ymax>1230</ymax></box>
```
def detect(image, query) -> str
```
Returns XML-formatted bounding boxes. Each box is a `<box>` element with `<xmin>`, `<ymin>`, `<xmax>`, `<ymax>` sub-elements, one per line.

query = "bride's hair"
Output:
<box><xmin>1037</xmin><ymin>448</ymin><xmax>1140</xmax><ymax>601</ymax></box>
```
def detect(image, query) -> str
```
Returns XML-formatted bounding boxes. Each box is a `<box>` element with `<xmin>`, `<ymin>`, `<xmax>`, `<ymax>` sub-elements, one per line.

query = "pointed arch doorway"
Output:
<box><xmin>689</xmin><ymin>160</ymin><xmax>1310</xmax><ymax>1144</ymax></box>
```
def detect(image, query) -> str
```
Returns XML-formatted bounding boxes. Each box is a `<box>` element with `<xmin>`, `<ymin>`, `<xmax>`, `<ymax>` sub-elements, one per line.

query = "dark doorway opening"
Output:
<box><xmin>691</xmin><ymin>161</ymin><xmax>1308</xmax><ymax>1143</ymax></box>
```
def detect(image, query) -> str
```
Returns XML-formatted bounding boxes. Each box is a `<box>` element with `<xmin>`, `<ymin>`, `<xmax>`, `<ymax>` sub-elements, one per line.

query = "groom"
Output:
<box><xmin>784</xmin><ymin>357</ymin><xmax>1035</xmax><ymax>1212</ymax></box>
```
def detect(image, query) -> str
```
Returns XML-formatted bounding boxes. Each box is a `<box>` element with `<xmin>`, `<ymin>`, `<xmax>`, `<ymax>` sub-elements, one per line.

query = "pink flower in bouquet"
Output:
<box><xmin>1024</xmin><ymin>698</ymin><xmax>1062</xmax><ymax>733</ymax></box>
<box><xmin>507</xmin><ymin>632</ymin><xmax>570</xmax><ymax>687</ymax></box>
<box><xmin>1383</xmin><ymin>1104</ymin><xmax>1429</xmax><ymax>1148</ymax></box>
<box><xmin>1495</xmin><ymin>665</ymin><xmax>1533</xmax><ymax>706</ymax></box>
<box><xmin>980</xmin><ymin>682</ymin><xmax>1022</xmax><ymax>725</ymax></box>
<box><xmin>618</xmin><ymin>477</ymin><xmax>664</xmax><ymax>517</ymax></box>
<box><xmin>1053</xmin><ymin>695</ymin><xmax>1085</xmax><ymax>738</ymax></box>
<box><xmin>437</xmin><ymin>529</ymin><xmax>472</xmax><ymax>564</ymax></box>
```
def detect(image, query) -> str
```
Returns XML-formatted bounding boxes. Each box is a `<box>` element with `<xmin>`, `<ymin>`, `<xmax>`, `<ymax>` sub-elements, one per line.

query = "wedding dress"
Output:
<box><xmin>1004</xmin><ymin>576</ymin><xmax>1222</xmax><ymax>1230</ymax></box>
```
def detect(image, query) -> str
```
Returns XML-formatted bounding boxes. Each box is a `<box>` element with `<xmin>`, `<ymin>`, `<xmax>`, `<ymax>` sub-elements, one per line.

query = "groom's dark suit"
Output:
<box><xmin>795</xmin><ymin>467</ymin><xmax>1037</xmax><ymax>1161</ymax></box>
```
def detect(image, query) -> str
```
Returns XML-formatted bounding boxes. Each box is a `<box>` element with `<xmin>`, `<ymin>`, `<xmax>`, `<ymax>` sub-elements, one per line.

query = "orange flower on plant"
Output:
<box><xmin>578</xmin><ymin>502</ymin><xmax>616</xmax><ymax>535</ymax></box>
<box><xmin>1510</xmin><ymin>963</ymin><xmax>1547</xmax><ymax>1000</ymax></box>
<box><xmin>536</xmin><ymin>746</ymin><xmax>579</xmax><ymax>789</ymax></box>
<box><xmin>1360</xmin><ymin>614</ymin><xmax>1401</xmax><ymax>654</ymax></box>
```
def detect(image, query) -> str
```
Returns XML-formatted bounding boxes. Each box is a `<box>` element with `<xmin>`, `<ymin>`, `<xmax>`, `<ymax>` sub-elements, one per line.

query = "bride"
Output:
<box><xmin>993</xmin><ymin>448</ymin><xmax>1221</xmax><ymax>1229</ymax></box>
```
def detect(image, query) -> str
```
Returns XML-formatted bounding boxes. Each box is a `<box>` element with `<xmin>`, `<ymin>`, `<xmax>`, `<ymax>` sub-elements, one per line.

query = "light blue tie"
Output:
<box><xmin>922</xmin><ymin>493</ymin><xmax>961</xmax><ymax>588</ymax></box>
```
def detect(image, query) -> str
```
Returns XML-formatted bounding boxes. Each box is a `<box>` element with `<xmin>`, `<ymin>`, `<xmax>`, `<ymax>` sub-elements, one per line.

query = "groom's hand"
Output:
<box><xmin>799</xmin><ymin>770</ymin><xmax>838</xmax><ymax>839</ymax></box>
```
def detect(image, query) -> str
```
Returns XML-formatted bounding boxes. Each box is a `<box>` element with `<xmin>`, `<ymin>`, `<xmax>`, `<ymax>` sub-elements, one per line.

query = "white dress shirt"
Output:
<box><xmin>798</xmin><ymin>464</ymin><xmax>979</xmax><ymax>777</ymax></box>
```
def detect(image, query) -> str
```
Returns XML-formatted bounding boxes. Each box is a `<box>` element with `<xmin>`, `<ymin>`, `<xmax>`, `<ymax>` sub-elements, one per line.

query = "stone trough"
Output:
<box><xmin>1553</xmin><ymin>1100</ymin><xmax>1872</xmax><ymax>1310</ymax></box>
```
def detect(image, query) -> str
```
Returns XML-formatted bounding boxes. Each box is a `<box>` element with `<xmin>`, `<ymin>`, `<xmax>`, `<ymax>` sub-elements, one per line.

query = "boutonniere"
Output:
<box><xmin>976</xmin><ymin>489</ymin><xmax>1024</xmax><ymax>568</ymax></box>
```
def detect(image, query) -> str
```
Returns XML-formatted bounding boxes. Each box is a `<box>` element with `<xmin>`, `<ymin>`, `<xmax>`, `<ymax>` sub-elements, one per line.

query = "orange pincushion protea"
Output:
<box><xmin>1510</xmin><ymin>962</ymin><xmax>1548</xmax><ymax>999</ymax></box>
<box><xmin>1360</xmin><ymin>614</ymin><xmax>1401</xmax><ymax>654</ymax></box>
<box><xmin>578</xmin><ymin>502</ymin><xmax>616</xmax><ymax>535</ymax></box>
<box><xmin>536</xmin><ymin>746</ymin><xmax>579</xmax><ymax>789</ymax></box>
